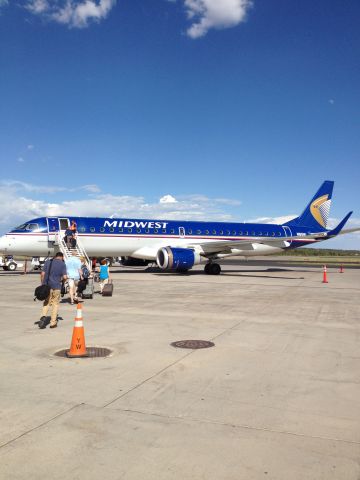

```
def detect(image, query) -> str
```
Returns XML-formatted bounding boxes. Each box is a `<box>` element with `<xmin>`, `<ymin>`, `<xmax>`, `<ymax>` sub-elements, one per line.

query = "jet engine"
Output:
<box><xmin>156</xmin><ymin>246</ymin><xmax>202</xmax><ymax>271</ymax></box>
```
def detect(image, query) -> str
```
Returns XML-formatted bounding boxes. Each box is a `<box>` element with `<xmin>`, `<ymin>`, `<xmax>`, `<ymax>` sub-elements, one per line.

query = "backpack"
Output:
<box><xmin>77</xmin><ymin>279</ymin><xmax>87</xmax><ymax>293</ymax></box>
<box><xmin>34</xmin><ymin>284</ymin><xmax>50</xmax><ymax>301</ymax></box>
<box><xmin>33</xmin><ymin>259</ymin><xmax>53</xmax><ymax>301</ymax></box>
<box><xmin>81</xmin><ymin>265</ymin><xmax>90</xmax><ymax>279</ymax></box>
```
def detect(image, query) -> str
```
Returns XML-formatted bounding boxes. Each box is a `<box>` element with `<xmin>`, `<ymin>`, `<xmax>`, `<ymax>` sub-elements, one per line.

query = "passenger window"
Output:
<box><xmin>188</xmin><ymin>229</ymin><xmax>193</xmax><ymax>234</ymax></box>
<box><xmin>136</xmin><ymin>228</ymin><xmax>141</xmax><ymax>233</ymax></box>
<box><xmin>278</xmin><ymin>231</ymin><xmax>282</xmax><ymax>236</ymax></box>
<box><xmin>170</xmin><ymin>229</ymin><xmax>175</xmax><ymax>234</ymax></box>
<box><xmin>212</xmin><ymin>230</ymin><xmax>216</xmax><ymax>235</ymax></box>
<box><xmin>196</xmin><ymin>230</ymin><xmax>201</xmax><ymax>235</ymax></box>
<box><xmin>90</xmin><ymin>227</ymin><xmax>95</xmax><ymax>233</ymax></box>
<box><xmin>232</xmin><ymin>231</ymin><xmax>236</xmax><ymax>235</ymax></box>
<box><xmin>259</xmin><ymin>231</ymin><xmax>262</xmax><ymax>236</ymax></box>
<box><xmin>272</xmin><ymin>232</ymin><xmax>275</xmax><ymax>236</ymax></box>
<box><xmin>109</xmin><ymin>227</ymin><xmax>114</xmax><ymax>233</ymax></box>
<box><xmin>128</xmin><ymin>228</ymin><xmax>133</xmax><ymax>233</ymax></box>
<box><xmin>226</xmin><ymin>230</ymin><xmax>230</xmax><ymax>235</ymax></box>
<box><xmin>154</xmin><ymin>229</ymin><xmax>159</xmax><ymax>234</ymax></box>
<box><xmin>162</xmin><ymin>229</ymin><xmax>167</xmax><ymax>234</ymax></box>
<box><xmin>205</xmin><ymin>230</ymin><xmax>209</xmax><ymax>235</ymax></box>
<box><xmin>79</xmin><ymin>227</ymin><xmax>85</xmax><ymax>233</ymax></box>
<box><xmin>251</xmin><ymin>231</ymin><xmax>255</xmax><ymax>236</ymax></box>
<box><xmin>145</xmin><ymin>229</ymin><xmax>149</xmax><ymax>234</ymax></box>
<box><xmin>100</xmin><ymin>227</ymin><xmax>105</xmax><ymax>233</ymax></box>
<box><xmin>245</xmin><ymin>231</ymin><xmax>248</xmax><ymax>235</ymax></box>
<box><xmin>119</xmin><ymin>228</ymin><xmax>123</xmax><ymax>233</ymax></box>
<box><xmin>239</xmin><ymin>231</ymin><xmax>243</xmax><ymax>235</ymax></box>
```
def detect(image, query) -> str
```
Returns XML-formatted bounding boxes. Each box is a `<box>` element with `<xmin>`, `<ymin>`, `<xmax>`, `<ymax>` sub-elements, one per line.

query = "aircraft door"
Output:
<box><xmin>47</xmin><ymin>217</ymin><xmax>59</xmax><ymax>242</ymax></box>
<box><xmin>282</xmin><ymin>225</ymin><xmax>292</xmax><ymax>246</ymax></box>
<box><xmin>47</xmin><ymin>217</ymin><xmax>70</xmax><ymax>243</ymax></box>
<box><xmin>58</xmin><ymin>218</ymin><xmax>70</xmax><ymax>231</ymax></box>
<box><xmin>179</xmin><ymin>227</ymin><xmax>185</xmax><ymax>238</ymax></box>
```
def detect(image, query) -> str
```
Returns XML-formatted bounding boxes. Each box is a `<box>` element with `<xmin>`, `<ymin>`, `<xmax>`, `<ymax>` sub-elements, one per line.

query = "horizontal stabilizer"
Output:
<box><xmin>328</xmin><ymin>211</ymin><xmax>352</xmax><ymax>236</ymax></box>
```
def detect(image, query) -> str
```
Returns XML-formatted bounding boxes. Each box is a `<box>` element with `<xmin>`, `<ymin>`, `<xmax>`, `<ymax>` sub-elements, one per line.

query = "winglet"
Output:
<box><xmin>328</xmin><ymin>211</ymin><xmax>353</xmax><ymax>236</ymax></box>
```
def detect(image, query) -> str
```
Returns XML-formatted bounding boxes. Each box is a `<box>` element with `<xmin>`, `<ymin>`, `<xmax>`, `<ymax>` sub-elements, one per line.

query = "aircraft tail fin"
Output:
<box><xmin>284</xmin><ymin>180</ymin><xmax>334</xmax><ymax>230</ymax></box>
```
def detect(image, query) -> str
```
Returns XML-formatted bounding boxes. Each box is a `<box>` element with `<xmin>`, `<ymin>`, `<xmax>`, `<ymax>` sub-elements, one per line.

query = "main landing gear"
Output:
<box><xmin>204</xmin><ymin>263</ymin><xmax>221</xmax><ymax>275</ymax></box>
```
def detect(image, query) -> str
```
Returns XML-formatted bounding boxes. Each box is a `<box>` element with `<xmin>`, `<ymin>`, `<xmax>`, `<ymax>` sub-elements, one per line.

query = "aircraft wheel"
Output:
<box><xmin>7</xmin><ymin>262</ymin><xmax>17</xmax><ymax>271</ymax></box>
<box><xmin>205</xmin><ymin>263</ymin><xmax>221</xmax><ymax>275</ymax></box>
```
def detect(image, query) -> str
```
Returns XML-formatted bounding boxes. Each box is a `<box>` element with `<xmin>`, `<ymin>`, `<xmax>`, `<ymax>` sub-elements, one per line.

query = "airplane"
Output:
<box><xmin>0</xmin><ymin>181</ymin><xmax>358</xmax><ymax>275</ymax></box>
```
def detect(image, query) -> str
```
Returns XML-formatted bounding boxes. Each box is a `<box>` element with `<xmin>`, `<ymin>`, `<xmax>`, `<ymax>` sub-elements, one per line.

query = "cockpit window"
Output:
<box><xmin>14</xmin><ymin>224</ymin><xmax>27</xmax><ymax>230</ymax></box>
<box><xmin>26</xmin><ymin>223</ymin><xmax>39</xmax><ymax>231</ymax></box>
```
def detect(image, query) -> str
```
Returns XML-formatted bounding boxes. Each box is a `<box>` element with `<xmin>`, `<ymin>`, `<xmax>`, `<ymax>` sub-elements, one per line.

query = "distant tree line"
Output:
<box><xmin>278</xmin><ymin>248</ymin><xmax>360</xmax><ymax>257</ymax></box>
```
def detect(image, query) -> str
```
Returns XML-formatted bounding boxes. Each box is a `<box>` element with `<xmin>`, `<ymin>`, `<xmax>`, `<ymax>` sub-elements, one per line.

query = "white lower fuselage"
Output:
<box><xmin>0</xmin><ymin>232</ymin><xmax>285</xmax><ymax>259</ymax></box>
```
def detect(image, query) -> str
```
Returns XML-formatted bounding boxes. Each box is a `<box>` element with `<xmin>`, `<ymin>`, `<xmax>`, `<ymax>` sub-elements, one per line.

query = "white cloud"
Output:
<box><xmin>26</xmin><ymin>0</ymin><xmax>49</xmax><ymax>14</ymax></box>
<box><xmin>0</xmin><ymin>181</ymin><xmax>239</xmax><ymax>231</ymax></box>
<box><xmin>159</xmin><ymin>194</ymin><xmax>178</xmax><ymax>204</ymax></box>
<box><xmin>25</xmin><ymin>0</ymin><xmax>116</xmax><ymax>28</ymax></box>
<box><xmin>183</xmin><ymin>0</ymin><xmax>252</xmax><ymax>38</ymax></box>
<box><xmin>27</xmin><ymin>144</ymin><xmax>34</xmax><ymax>150</ymax></box>
<box><xmin>0</xmin><ymin>180</ymin><xmax>101</xmax><ymax>195</ymax></box>
<box><xmin>248</xmin><ymin>215</ymin><xmax>297</xmax><ymax>225</ymax></box>
<box><xmin>0</xmin><ymin>0</ymin><xmax>9</xmax><ymax>8</ymax></box>
<box><xmin>20</xmin><ymin>0</ymin><xmax>251</xmax><ymax>35</ymax></box>
<box><xmin>17</xmin><ymin>157</ymin><xmax>25</xmax><ymax>163</ymax></box>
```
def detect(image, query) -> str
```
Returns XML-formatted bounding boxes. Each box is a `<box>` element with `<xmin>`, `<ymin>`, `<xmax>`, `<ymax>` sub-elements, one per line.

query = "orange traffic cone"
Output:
<box><xmin>66</xmin><ymin>304</ymin><xmax>88</xmax><ymax>358</ymax></box>
<box><xmin>322</xmin><ymin>265</ymin><xmax>328</xmax><ymax>284</ymax></box>
<box><xmin>339</xmin><ymin>264</ymin><xmax>344</xmax><ymax>273</ymax></box>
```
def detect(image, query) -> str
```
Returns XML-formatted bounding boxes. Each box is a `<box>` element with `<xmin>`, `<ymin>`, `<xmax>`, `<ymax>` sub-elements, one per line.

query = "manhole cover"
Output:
<box><xmin>54</xmin><ymin>347</ymin><xmax>112</xmax><ymax>358</ymax></box>
<box><xmin>170</xmin><ymin>340</ymin><xmax>215</xmax><ymax>349</ymax></box>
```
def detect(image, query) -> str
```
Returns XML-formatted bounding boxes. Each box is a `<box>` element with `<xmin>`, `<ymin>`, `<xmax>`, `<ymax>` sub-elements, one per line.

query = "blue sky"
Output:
<box><xmin>0</xmin><ymin>0</ymin><xmax>359</xmax><ymax>248</ymax></box>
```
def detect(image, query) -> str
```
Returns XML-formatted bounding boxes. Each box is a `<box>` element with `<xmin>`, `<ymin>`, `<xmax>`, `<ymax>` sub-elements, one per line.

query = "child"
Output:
<box><xmin>98</xmin><ymin>260</ymin><xmax>110</xmax><ymax>294</ymax></box>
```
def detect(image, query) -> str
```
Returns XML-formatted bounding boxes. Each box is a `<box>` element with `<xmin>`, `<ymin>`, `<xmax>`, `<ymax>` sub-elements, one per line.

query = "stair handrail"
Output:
<box><xmin>56</xmin><ymin>233</ymin><xmax>91</xmax><ymax>272</ymax></box>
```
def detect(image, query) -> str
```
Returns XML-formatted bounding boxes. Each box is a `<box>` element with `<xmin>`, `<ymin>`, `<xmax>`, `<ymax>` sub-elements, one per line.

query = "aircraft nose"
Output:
<box><xmin>0</xmin><ymin>235</ymin><xmax>9</xmax><ymax>254</ymax></box>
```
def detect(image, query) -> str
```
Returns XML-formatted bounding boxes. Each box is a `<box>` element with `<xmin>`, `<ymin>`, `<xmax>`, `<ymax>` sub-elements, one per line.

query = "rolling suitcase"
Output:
<box><xmin>102</xmin><ymin>280</ymin><xmax>113</xmax><ymax>297</ymax></box>
<box><xmin>81</xmin><ymin>277</ymin><xmax>94</xmax><ymax>299</ymax></box>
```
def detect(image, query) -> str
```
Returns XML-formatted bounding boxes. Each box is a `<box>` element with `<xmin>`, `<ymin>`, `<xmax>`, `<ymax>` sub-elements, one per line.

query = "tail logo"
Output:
<box><xmin>310</xmin><ymin>195</ymin><xmax>331</xmax><ymax>228</ymax></box>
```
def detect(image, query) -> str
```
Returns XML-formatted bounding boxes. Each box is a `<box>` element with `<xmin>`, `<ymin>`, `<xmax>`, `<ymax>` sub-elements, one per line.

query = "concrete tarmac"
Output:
<box><xmin>0</xmin><ymin>263</ymin><xmax>360</xmax><ymax>479</ymax></box>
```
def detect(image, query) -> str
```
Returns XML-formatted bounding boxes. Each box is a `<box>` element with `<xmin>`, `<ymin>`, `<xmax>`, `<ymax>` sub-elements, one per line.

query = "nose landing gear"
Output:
<box><xmin>204</xmin><ymin>263</ymin><xmax>221</xmax><ymax>275</ymax></box>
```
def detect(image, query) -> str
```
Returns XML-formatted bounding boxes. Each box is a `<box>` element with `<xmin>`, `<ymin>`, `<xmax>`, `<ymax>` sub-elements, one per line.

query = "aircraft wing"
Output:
<box><xmin>186</xmin><ymin>232</ymin><xmax>328</xmax><ymax>256</ymax></box>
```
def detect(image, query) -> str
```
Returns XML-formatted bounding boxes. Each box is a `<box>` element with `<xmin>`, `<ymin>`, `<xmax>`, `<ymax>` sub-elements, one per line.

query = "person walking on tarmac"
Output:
<box><xmin>98</xmin><ymin>259</ymin><xmax>110</xmax><ymax>294</ymax></box>
<box><xmin>65</xmin><ymin>253</ymin><xmax>83</xmax><ymax>305</ymax></box>
<box><xmin>39</xmin><ymin>252</ymin><xmax>67</xmax><ymax>329</ymax></box>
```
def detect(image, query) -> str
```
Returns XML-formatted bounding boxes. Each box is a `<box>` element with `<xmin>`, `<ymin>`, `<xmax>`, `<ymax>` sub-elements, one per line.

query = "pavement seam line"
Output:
<box><xmin>103</xmin><ymin>350</ymin><xmax>198</xmax><ymax>408</ymax></box>
<box><xmin>114</xmin><ymin>407</ymin><xmax>360</xmax><ymax>446</ymax></box>
<box><xmin>103</xmin><ymin>318</ymin><xmax>245</xmax><ymax>408</ymax></box>
<box><xmin>0</xmin><ymin>404</ymin><xmax>82</xmax><ymax>450</ymax></box>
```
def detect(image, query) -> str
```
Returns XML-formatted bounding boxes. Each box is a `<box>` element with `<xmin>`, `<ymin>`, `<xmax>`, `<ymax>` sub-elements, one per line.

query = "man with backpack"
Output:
<box><xmin>39</xmin><ymin>252</ymin><xmax>67</xmax><ymax>329</ymax></box>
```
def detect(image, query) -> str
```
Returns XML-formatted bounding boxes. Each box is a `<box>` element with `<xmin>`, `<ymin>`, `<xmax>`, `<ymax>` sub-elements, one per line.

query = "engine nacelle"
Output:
<box><xmin>156</xmin><ymin>247</ymin><xmax>202</xmax><ymax>271</ymax></box>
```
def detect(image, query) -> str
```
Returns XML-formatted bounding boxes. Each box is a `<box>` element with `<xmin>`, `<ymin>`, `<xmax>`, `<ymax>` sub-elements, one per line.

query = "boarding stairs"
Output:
<box><xmin>56</xmin><ymin>233</ymin><xmax>92</xmax><ymax>272</ymax></box>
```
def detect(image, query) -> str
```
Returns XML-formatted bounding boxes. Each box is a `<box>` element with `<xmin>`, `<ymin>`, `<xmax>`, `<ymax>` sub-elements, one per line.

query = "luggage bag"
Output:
<box><xmin>82</xmin><ymin>277</ymin><xmax>94</xmax><ymax>299</ymax></box>
<box><xmin>102</xmin><ymin>281</ymin><xmax>113</xmax><ymax>297</ymax></box>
